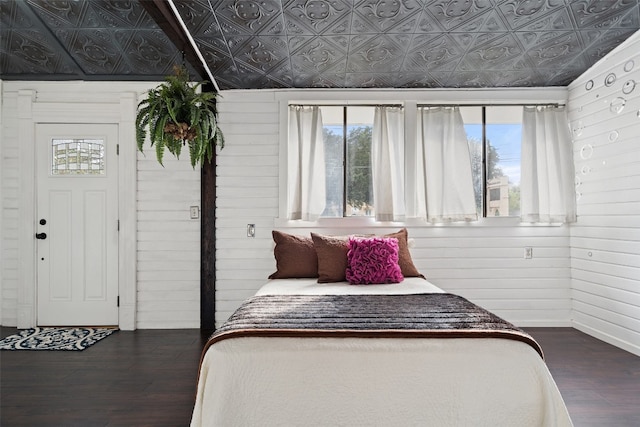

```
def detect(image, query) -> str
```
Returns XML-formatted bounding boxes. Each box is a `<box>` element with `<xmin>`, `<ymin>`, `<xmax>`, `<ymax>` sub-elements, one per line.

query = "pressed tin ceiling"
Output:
<box><xmin>1</xmin><ymin>0</ymin><xmax>640</xmax><ymax>90</ymax></box>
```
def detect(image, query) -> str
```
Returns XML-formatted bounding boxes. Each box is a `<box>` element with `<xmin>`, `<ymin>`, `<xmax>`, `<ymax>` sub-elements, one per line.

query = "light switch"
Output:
<box><xmin>190</xmin><ymin>206</ymin><xmax>200</xmax><ymax>219</ymax></box>
<box><xmin>247</xmin><ymin>224</ymin><xmax>255</xmax><ymax>238</ymax></box>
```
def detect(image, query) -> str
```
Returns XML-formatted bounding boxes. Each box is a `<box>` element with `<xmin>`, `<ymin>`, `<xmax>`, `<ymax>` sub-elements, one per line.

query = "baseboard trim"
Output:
<box><xmin>515</xmin><ymin>320</ymin><xmax>573</xmax><ymax>328</ymax></box>
<box><xmin>573</xmin><ymin>321</ymin><xmax>640</xmax><ymax>357</ymax></box>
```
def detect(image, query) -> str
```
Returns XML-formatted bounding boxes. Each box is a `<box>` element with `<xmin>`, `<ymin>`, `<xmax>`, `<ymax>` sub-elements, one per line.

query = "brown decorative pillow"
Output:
<box><xmin>384</xmin><ymin>228</ymin><xmax>424</xmax><ymax>278</ymax></box>
<box><xmin>268</xmin><ymin>230</ymin><xmax>318</xmax><ymax>279</ymax></box>
<box><xmin>310</xmin><ymin>232</ymin><xmax>350</xmax><ymax>283</ymax></box>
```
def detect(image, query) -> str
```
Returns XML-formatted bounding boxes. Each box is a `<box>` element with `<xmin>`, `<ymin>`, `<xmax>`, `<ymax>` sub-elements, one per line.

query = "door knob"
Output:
<box><xmin>35</xmin><ymin>233</ymin><xmax>47</xmax><ymax>240</ymax></box>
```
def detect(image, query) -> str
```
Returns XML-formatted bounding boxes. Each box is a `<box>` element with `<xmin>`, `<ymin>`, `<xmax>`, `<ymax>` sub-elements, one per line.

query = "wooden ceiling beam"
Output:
<box><xmin>139</xmin><ymin>0</ymin><xmax>208</xmax><ymax>81</ymax></box>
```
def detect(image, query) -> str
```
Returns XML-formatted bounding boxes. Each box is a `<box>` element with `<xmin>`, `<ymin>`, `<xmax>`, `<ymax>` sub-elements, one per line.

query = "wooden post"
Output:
<box><xmin>200</xmin><ymin>153</ymin><xmax>216</xmax><ymax>331</ymax></box>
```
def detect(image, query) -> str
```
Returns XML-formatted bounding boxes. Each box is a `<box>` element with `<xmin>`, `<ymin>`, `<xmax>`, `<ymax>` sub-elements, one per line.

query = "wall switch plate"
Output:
<box><xmin>524</xmin><ymin>247</ymin><xmax>533</xmax><ymax>259</ymax></box>
<box><xmin>247</xmin><ymin>224</ymin><xmax>255</xmax><ymax>238</ymax></box>
<box><xmin>190</xmin><ymin>206</ymin><xmax>200</xmax><ymax>219</ymax></box>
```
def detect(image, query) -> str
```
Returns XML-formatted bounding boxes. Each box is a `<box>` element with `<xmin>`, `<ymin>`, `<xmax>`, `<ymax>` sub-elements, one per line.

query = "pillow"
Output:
<box><xmin>384</xmin><ymin>228</ymin><xmax>424</xmax><ymax>278</ymax></box>
<box><xmin>268</xmin><ymin>230</ymin><xmax>318</xmax><ymax>279</ymax></box>
<box><xmin>311</xmin><ymin>229</ymin><xmax>424</xmax><ymax>282</ymax></box>
<box><xmin>346</xmin><ymin>237</ymin><xmax>404</xmax><ymax>285</ymax></box>
<box><xmin>310</xmin><ymin>232</ymin><xmax>350</xmax><ymax>283</ymax></box>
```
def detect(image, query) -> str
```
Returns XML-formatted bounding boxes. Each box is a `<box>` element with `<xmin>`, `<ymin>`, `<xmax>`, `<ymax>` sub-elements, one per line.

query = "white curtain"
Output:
<box><xmin>416</xmin><ymin>106</ymin><xmax>478</xmax><ymax>223</ymax></box>
<box><xmin>521</xmin><ymin>106</ymin><xmax>576</xmax><ymax>223</ymax></box>
<box><xmin>287</xmin><ymin>106</ymin><xmax>326</xmax><ymax>221</ymax></box>
<box><xmin>372</xmin><ymin>106</ymin><xmax>405</xmax><ymax>221</ymax></box>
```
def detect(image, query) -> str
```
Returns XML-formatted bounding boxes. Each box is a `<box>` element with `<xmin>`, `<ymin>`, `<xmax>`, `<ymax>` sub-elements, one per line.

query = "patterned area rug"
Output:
<box><xmin>0</xmin><ymin>327</ymin><xmax>117</xmax><ymax>351</ymax></box>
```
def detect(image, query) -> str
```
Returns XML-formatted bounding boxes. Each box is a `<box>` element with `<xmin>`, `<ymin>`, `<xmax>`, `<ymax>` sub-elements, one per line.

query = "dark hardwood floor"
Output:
<box><xmin>527</xmin><ymin>327</ymin><xmax>640</xmax><ymax>427</ymax></box>
<box><xmin>1</xmin><ymin>326</ymin><xmax>639</xmax><ymax>426</ymax></box>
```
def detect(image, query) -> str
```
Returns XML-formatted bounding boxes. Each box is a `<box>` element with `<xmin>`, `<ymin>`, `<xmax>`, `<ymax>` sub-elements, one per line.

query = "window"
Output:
<box><xmin>51</xmin><ymin>138</ymin><xmax>105</xmax><ymax>175</ymax></box>
<box><xmin>319</xmin><ymin>106</ymin><xmax>375</xmax><ymax>218</ymax></box>
<box><xmin>461</xmin><ymin>106</ymin><xmax>522</xmax><ymax>217</ymax></box>
<box><xmin>288</xmin><ymin>102</ymin><xmax>525</xmax><ymax>222</ymax></box>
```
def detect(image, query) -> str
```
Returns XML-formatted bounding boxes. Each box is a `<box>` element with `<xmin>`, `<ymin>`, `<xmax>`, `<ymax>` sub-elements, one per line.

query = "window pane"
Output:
<box><xmin>486</xmin><ymin>106</ymin><xmax>522</xmax><ymax>217</ymax></box>
<box><xmin>52</xmin><ymin>138</ymin><xmax>105</xmax><ymax>175</ymax></box>
<box><xmin>346</xmin><ymin>106</ymin><xmax>374</xmax><ymax>217</ymax></box>
<box><xmin>461</xmin><ymin>107</ymin><xmax>483</xmax><ymax>216</ymax></box>
<box><xmin>320</xmin><ymin>106</ymin><xmax>344</xmax><ymax>217</ymax></box>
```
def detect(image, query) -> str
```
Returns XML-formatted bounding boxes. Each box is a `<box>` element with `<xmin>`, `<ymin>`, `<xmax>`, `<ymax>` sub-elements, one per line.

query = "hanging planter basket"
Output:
<box><xmin>135</xmin><ymin>66</ymin><xmax>224</xmax><ymax>168</ymax></box>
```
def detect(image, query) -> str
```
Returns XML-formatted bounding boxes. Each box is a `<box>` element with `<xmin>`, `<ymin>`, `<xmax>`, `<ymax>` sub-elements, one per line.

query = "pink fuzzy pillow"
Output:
<box><xmin>346</xmin><ymin>237</ymin><xmax>404</xmax><ymax>285</ymax></box>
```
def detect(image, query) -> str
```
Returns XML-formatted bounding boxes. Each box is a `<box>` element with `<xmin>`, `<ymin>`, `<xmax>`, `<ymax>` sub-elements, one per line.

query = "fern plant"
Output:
<box><xmin>135</xmin><ymin>66</ymin><xmax>224</xmax><ymax>168</ymax></box>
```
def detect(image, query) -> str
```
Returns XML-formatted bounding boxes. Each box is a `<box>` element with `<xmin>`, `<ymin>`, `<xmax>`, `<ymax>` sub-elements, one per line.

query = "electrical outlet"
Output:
<box><xmin>524</xmin><ymin>247</ymin><xmax>533</xmax><ymax>259</ymax></box>
<box><xmin>190</xmin><ymin>206</ymin><xmax>200</xmax><ymax>219</ymax></box>
<box><xmin>247</xmin><ymin>224</ymin><xmax>255</xmax><ymax>238</ymax></box>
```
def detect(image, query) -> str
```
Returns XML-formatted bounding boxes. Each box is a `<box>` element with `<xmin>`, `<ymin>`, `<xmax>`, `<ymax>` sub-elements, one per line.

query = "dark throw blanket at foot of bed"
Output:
<box><xmin>206</xmin><ymin>293</ymin><xmax>543</xmax><ymax>359</ymax></box>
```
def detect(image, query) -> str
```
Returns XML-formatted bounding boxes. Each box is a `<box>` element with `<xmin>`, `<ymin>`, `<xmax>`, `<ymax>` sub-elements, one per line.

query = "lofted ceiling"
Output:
<box><xmin>1</xmin><ymin>0</ymin><xmax>639</xmax><ymax>90</ymax></box>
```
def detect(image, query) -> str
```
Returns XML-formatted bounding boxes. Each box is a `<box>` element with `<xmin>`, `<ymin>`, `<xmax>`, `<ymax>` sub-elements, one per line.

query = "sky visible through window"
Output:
<box><xmin>465</xmin><ymin>123</ymin><xmax>522</xmax><ymax>185</ymax></box>
<box><xmin>326</xmin><ymin>123</ymin><xmax>522</xmax><ymax>186</ymax></box>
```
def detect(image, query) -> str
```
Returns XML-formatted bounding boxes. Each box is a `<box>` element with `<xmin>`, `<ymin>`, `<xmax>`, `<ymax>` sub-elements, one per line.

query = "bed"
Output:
<box><xmin>191</xmin><ymin>231</ymin><xmax>573</xmax><ymax>426</ymax></box>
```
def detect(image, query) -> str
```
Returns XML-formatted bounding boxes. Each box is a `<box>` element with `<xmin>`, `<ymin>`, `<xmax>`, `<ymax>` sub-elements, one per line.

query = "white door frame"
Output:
<box><xmin>16</xmin><ymin>90</ymin><xmax>138</xmax><ymax>330</ymax></box>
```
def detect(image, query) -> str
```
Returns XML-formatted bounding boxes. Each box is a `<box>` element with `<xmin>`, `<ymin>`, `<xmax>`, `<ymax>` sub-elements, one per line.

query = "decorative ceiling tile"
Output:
<box><xmin>289</xmin><ymin>36</ymin><xmax>347</xmax><ymax>74</ymax></box>
<box><xmin>514</xmin><ymin>29</ymin><xmax>577</xmax><ymax>49</ymax></box>
<box><xmin>93</xmin><ymin>0</ymin><xmax>155</xmax><ymax>27</ymax></box>
<box><xmin>345</xmin><ymin>72</ymin><xmax>395</xmax><ymax>88</ymax></box>
<box><xmin>444</xmin><ymin>70</ymin><xmax>495</xmax><ymax>88</ymax></box>
<box><xmin>346</xmin><ymin>35</ymin><xmax>405</xmax><ymax>73</ymax></box>
<box><xmin>211</xmin><ymin>0</ymin><xmax>284</xmax><ymax>34</ymax></box>
<box><xmin>459</xmin><ymin>33</ymin><xmax>523</xmax><ymax>71</ymax></box>
<box><xmin>394</xmin><ymin>72</ymin><xmax>444</xmax><ymax>89</ymax></box>
<box><xmin>116</xmin><ymin>30</ymin><xmax>182</xmax><ymax>75</ymax></box>
<box><xmin>0</xmin><ymin>28</ymin><xmax>74</xmax><ymax>75</ymax></box>
<box><xmin>283</xmin><ymin>0</ymin><xmax>352</xmax><ymax>35</ymax></box>
<box><xmin>195</xmin><ymin>41</ymin><xmax>235</xmax><ymax>70</ymax></box>
<box><xmin>499</xmin><ymin>70</ymin><xmax>543</xmax><ymax>87</ymax></box>
<box><xmin>579</xmin><ymin>27</ymin><xmax>639</xmax><ymax>63</ymax></box>
<box><xmin>1</xmin><ymin>0</ymin><xmax>33</xmax><ymax>28</ymax></box>
<box><xmin>404</xmin><ymin>35</ymin><xmax>465</xmax><ymax>72</ymax></box>
<box><xmin>535</xmin><ymin>67</ymin><xmax>582</xmax><ymax>86</ymax></box>
<box><xmin>423</xmin><ymin>70</ymin><xmax>455</xmax><ymax>87</ymax></box>
<box><xmin>231</xmin><ymin>36</ymin><xmax>289</xmax><ymax>73</ymax></box>
<box><xmin>2</xmin><ymin>0</ymin><xmax>640</xmax><ymax>88</ymax></box>
<box><xmin>454</xmin><ymin>7</ymin><xmax>510</xmax><ymax>32</ymax></box>
<box><xmin>507</xmin><ymin>4</ymin><xmax>574</xmax><ymax>32</ymax></box>
<box><xmin>27</xmin><ymin>0</ymin><xmax>101</xmax><ymax>28</ymax></box>
<box><xmin>352</xmin><ymin>0</ymin><xmax>423</xmax><ymax>32</ymax></box>
<box><xmin>292</xmin><ymin>72</ymin><xmax>345</xmax><ymax>88</ymax></box>
<box><xmin>195</xmin><ymin>33</ymin><xmax>231</xmax><ymax>57</ymax></box>
<box><xmin>523</xmin><ymin>31</ymin><xmax>584</xmax><ymax>69</ymax></box>
<box><xmin>568</xmin><ymin>0</ymin><xmax>638</xmax><ymax>29</ymax></box>
<box><xmin>423</xmin><ymin>0</ymin><xmax>494</xmax><ymax>31</ymax></box>
<box><xmin>55</xmin><ymin>28</ymin><xmax>122</xmax><ymax>74</ymax></box>
<box><xmin>496</xmin><ymin>0</ymin><xmax>568</xmax><ymax>31</ymax></box>
<box><xmin>174</xmin><ymin>0</ymin><xmax>222</xmax><ymax>37</ymax></box>
<box><xmin>395</xmin><ymin>73</ymin><xmax>442</xmax><ymax>89</ymax></box>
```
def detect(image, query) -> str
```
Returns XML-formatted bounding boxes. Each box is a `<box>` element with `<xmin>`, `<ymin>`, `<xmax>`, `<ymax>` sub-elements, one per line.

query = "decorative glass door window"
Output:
<box><xmin>51</xmin><ymin>139</ymin><xmax>105</xmax><ymax>175</ymax></box>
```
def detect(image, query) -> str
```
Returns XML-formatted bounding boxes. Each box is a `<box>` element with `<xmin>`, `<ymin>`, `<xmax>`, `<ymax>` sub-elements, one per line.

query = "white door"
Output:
<box><xmin>36</xmin><ymin>123</ymin><xmax>119</xmax><ymax>326</ymax></box>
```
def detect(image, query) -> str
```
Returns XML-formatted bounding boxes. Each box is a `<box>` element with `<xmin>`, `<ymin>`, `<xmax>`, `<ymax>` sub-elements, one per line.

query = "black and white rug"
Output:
<box><xmin>0</xmin><ymin>327</ymin><xmax>117</xmax><ymax>351</ymax></box>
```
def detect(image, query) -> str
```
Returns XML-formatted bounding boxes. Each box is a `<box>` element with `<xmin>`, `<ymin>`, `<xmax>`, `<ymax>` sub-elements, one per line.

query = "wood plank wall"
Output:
<box><xmin>215</xmin><ymin>89</ymin><xmax>572</xmax><ymax>328</ymax></box>
<box><xmin>1</xmin><ymin>85</ymin><xmax>18</xmax><ymax>324</ymax></box>
<box><xmin>567</xmin><ymin>32</ymin><xmax>640</xmax><ymax>356</ymax></box>
<box><xmin>0</xmin><ymin>81</ymin><xmax>201</xmax><ymax>329</ymax></box>
<box><xmin>136</xmin><ymin>154</ymin><xmax>201</xmax><ymax>329</ymax></box>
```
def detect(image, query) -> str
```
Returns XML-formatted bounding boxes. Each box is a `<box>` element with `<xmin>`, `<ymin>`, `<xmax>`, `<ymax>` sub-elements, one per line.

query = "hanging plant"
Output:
<box><xmin>135</xmin><ymin>66</ymin><xmax>224</xmax><ymax>168</ymax></box>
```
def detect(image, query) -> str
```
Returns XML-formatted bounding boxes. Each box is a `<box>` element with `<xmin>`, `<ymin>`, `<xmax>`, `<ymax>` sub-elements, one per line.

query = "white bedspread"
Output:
<box><xmin>191</xmin><ymin>279</ymin><xmax>573</xmax><ymax>427</ymax></box>
<box><xmin>255</xmin><ymin>277</ymin><xmax>445</xmax><ymax>296</ymax></box>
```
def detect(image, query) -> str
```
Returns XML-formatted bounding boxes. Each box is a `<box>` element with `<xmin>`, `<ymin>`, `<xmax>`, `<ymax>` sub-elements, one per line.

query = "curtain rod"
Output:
<box><xmin>416</xmin><ymin>103</ymin><xmax>565</xmax><ymax>108</ymax></box>
<box><xmin>288</xmin><ymin>103</ymin><xmax>404</xmax><ymax>108</ymax></box>
<box><xmin>288</xmin><ymin>103</ymin><xmax>564</xmax><ymax>108</ymax></box>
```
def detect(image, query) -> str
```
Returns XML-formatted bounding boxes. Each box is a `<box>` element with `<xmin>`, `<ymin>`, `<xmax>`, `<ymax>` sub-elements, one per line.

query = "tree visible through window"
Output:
<box><xmin>320</xmin><ymin>106</ymin><xmax>375</xmax><ymax>217</ymax></box>
<box><xmin>462</xmin><ymin>106</ymin><xmax>522</xmax><ymax>217</ymax></box>
<box><xmin>313</xmin><ymin>104</ymin><xmax>522</xmax><ymax>219</ymax></box>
